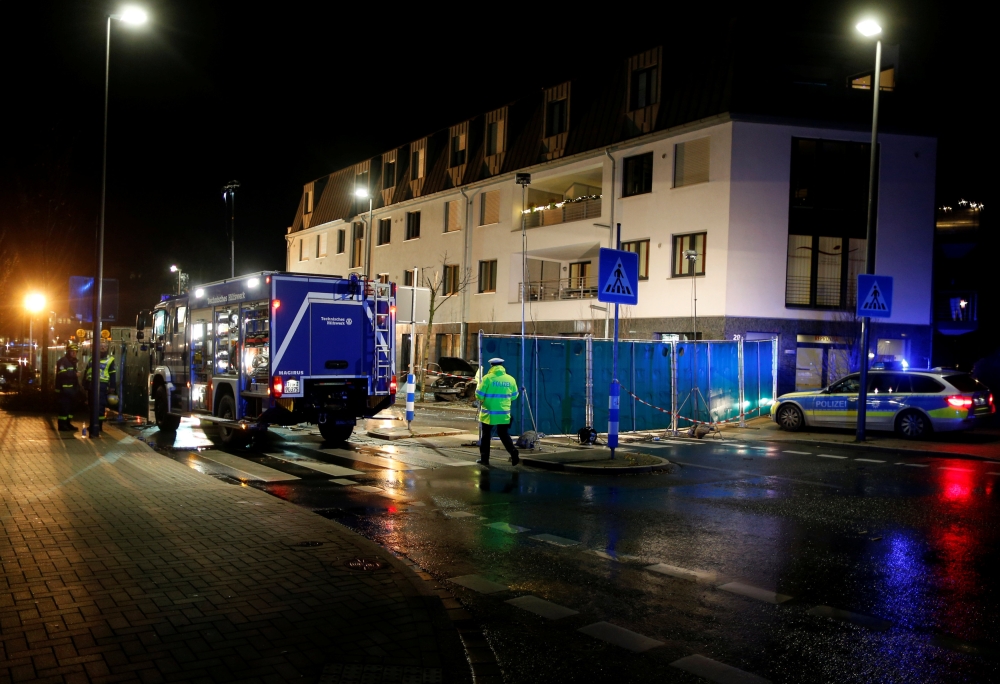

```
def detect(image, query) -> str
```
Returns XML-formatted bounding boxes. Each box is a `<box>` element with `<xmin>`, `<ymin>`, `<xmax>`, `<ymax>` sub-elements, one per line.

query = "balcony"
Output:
<box><xmin>935</xmin><ymin>290</ymin><xmax>977</xmax><ymax>335</ymax></box>
<box><xmin>519</xmin><ymin>276</ymin><xmax>598</xmax><ymax>301</ymax></box>
<box><xmin>523</xmin><ymin>197</ymin><xmax>602</xmax><ymax>229</ymax></box>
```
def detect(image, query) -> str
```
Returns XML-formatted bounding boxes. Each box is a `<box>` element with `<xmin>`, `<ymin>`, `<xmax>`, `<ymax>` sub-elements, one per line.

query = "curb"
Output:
<box><xmin>521</xmin><ymin>455</ymin><xmax>672</xmax><ymax>474</ymax></box>
<box><xmin>754</xmin><ymin>436</ymin><xmax>1000</xmax><ymax>462</ymax></box>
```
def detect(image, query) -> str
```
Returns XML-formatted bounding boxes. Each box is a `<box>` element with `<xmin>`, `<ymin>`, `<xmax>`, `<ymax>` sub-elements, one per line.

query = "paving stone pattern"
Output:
<box><xmin>0</xmin><ymin>412</ymin><xmax>471</xmax><ymax>683</ymax></box>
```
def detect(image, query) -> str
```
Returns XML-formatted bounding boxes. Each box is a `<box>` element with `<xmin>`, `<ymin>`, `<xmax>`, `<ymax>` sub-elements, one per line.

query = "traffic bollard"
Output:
<box><xmin>406</xmin><ymin>373</ymin><xmax>415</xmax><ymax>426</ymax></box>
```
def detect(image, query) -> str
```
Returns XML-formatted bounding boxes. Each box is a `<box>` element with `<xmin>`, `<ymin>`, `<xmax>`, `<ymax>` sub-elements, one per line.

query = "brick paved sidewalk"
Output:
<box><xmin>0</xmin><ymin>411</ymin><xmax>472</xmax><ymax>683</ymax></box>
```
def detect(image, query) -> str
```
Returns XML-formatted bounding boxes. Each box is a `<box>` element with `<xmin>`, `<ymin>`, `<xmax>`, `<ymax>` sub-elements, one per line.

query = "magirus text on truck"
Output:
<box><xmin>135</xmin><ymin>272</ymin><xmax>396</xmax><ymax>446</ymax></box>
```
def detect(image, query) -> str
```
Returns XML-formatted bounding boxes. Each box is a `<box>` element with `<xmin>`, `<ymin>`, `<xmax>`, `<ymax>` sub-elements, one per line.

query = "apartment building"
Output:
<box><xmin>285</xmin><ymin>42</ymin><xmax>936</xmax><ymax>396</ymax></box>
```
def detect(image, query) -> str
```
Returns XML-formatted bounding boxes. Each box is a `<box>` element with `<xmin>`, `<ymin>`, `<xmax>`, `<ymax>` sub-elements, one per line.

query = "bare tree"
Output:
<box><xmin>419</xmin><ymin>253</ymin><xmax>473</xmax><ymax>401</ymax></box>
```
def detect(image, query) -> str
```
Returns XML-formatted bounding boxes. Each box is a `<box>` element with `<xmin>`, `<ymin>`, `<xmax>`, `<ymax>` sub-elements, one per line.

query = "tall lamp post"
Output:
<box><xmin>25</xmin><ymin>293</ymin><xmax>46</xmax><ymax>390</ymax></box>
<box><xmin>355</xmin><ymin>187</ymin><xmax>374</xmax><ymax>278</ymax></box>
<box><xmin>90</xmin><ymin>4</ymin><xmax>148</xmax><ymax>439</ymax></box>
<box><xmin>855</xmin><ymin>18</ymin><xmax>883</xmax><ymax>442</ymax></box>
<box><xmin>170</xmin><ymin>264</ymin><xmax>185</xmax><ymax>295</ymax></box>
<box><xmin>223</xmin><ymin>180</ymin><xmax>240</xmax><ymax>278</ymax></box>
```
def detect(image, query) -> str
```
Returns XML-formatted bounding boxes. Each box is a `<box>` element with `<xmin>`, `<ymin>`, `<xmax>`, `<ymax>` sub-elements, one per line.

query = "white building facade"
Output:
<box><xmin>285</xmin><ymin>52</ymin><xmax>936</xmax><ymax>396</ymax></box>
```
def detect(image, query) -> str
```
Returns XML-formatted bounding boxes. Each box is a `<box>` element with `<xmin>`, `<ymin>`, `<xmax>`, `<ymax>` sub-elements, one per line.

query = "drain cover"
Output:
<box><xmin>292</xmin><ymin>541</ymin><xmax>324</xmax><ymax>547</ymax></box>
<box><xmin>344</xmin><ymin>557</ymin><xmax>387</xmax><ymax>571</ymax></box>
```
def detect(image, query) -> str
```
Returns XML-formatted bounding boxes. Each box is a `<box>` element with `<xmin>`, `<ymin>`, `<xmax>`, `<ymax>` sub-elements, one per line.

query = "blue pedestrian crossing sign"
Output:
<box><xmin>598</xmin><ymin>248</ymin><xmax>639</xmax><ymax>305</ymax></box>
<box><xmin>856</xmin><ymin>274</ymin><xmax>893</xmax><ymax>318</ymax></box>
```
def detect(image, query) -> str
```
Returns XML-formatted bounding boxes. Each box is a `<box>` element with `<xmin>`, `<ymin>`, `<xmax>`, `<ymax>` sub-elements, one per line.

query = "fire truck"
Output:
<box><xmin>137</xmin><ymin>272</ymin><xmax>396</xmax><ymax>446</ymax></box>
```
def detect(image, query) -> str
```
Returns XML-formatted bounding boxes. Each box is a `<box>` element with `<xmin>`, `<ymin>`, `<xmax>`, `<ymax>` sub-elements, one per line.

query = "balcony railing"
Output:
<box><xmin>523</xmin><ymin>197</ymin><xmax>602</xmax><ymax>229</ymax></box>
<box><xmin>519</xmin><ymin>276</ymin><xmax>598</xmax><ymax>301</ymax></box>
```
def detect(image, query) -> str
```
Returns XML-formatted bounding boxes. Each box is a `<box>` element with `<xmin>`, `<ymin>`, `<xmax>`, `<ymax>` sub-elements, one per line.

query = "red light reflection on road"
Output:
<box><xmin>938</xmin><ymin>467</ymin><xmax>974</xmax><ymax>505</ymax></box>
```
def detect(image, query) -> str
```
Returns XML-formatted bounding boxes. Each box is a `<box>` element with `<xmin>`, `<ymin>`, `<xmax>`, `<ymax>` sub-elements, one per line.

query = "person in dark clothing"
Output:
<box><xmin>55</xmin><ymin>342</ymin><xmax>80</xmax><ymax>432</ymax></box>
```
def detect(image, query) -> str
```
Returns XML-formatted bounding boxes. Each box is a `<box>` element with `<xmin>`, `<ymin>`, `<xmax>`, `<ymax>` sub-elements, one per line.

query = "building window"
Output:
<box><xmin>350</xmin><ymin>222</ymin><xmax>364</xmax><ymax>268</ymax></box>
<box><xmin>404</xmin><ymin>270</ymin><xmax>415</xmax><ymax>286</ymax></box>
<box><xmin>298</xmin><ymin>238</ymin><xmax>305</xmax><ymax>261</ymax></box>
<box><xmin>377</xmin><ymin>218</ymin><xmax>391</xmax><ymax>245</ymax></box>
<box><xmin>622</xmin><ymin>153</ymin><xmax>653</xmax><ymax>197</ymax></box>
<box><xmin>378</xmin><ymin>273</ymin><xmax>390</xmax><ymax>284</ymax></box>
<box><xmin>444</xmin><ymin>264</ymin><xmax>460</xmax><ymax>295</ymax></box>
<box><xmin>337</xmin><ymin>228</ymin><xmax>346</xmax><ymax>254</ymax></box>
<box><xmin>850</xmin><ymin>67</ymin><xmax>895</xmax><ymax>91</ymax></box>
<box><xmin>629</xmin><ymin>66</ymin><xmax>658</xmax><ymax>110</ymax></box>
<box><xmin>671</xmin><ymin>233</ymin><xmax>705</xmax><ymax>277</ymax></box>
<box><xmin>304</xmin><ymin>190</ymin><xmax>313</xmax><ymax>214</ymax></box>
<box><xmin>355</xmin><ymin>170</ymin><xmax>369</xmax><ymax>198</ymax></box>
<box><xmin>568</xmin><ymin>261</ymin><xmax>591</xmax><ymax>288</ymax></box>
<box><xmin>436</xmin><ymin>333</ymin><xmax>461</xmax><ymax>360</ymax></box>
<box><xmin>444</xmin><ymin>200</ymin><xmax>461</xmax><ymax>233</ymax></box>
<box><xmin>674</xmin><ymin>138</ymin><xmax>710</xmax><ymax>187</ymax></box>
<box><xmin>450</xmin><ymin>133</ymin><xmax>467</xmax><ymax>167</ymax></box>
<box><xmin>410</xmin><ymin>150</ymin><xmax>423</xmax><ymax>180</ymax></box>
<box><xmin>621</xmin><ymin>239</ymin><xmax>649</xmax><ymax>280</ymax></box>
<box><xmin>486</xmin><ymin>121</ymin><xmax>502</xmax><ymax>156</ymax></box>
<box><xmin>383</xmin><ymin>161</ymin><xmax>396</xmax><ymax>189</ymax></box>
<box><xmin>545</xmin><ymin>98</ymin><xmax>567</xmax><ymax>137</ymax></box>
<box><xmin>479</xmin><ymin>190</ymin><xmax>500</xmax><ymax>226</ymax></box>
<box><xmin>405</xmin><ymin>211</ymin><xmax>421</xmax><ymax>240</ymax></box>
<box><xmin>478</xmin><ymin>260</ymin><xmax>497</xmax><ymax>293</ymax></box>
<box><xmin>785</xmin><ymin>236</ymin><xmax>866</xmax><ymax>308</ymax></box>
<box><xmin>317</xmin><ymin>233</ymin><xmax>327</xmax><ymax>258</ymax></box>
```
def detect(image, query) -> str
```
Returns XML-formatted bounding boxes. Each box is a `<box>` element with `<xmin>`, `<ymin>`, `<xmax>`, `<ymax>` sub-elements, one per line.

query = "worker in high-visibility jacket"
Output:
<box><xmin>474</xmin><ymin>357</ymin><xmax>520</xmax><ymax>466</ymax></box>
<box><xmin>84</xmin><ymin>339</ymin><xmax>117</xmax><ymax>426</ymax></box>
<box><xmin>55</xmin><ymin>341</ymin><xmax>80</xmax><ymax>432</ymax></box>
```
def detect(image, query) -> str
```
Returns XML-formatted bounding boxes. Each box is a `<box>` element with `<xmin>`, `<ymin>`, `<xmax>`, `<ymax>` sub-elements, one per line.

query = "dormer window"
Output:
<box><xmin>450</xmin><ymin>132</ymin><xmax>467</xmax><ymax>167</ymax></box>
<box><xmin>630</xmin><ymin>66</ymin><xmax>658</xmax><ymax>110</ymax></box>
<box><xmin>383</xmin><ymin>160</ymin><xmax>396</xmax><ymax>189</ymax></box>
<box><xmin>545</xmin><ymin>98</ymin><xmax>567</xmax><ymax>137</ymax></box>
<box><xmin>411</xmin><ymin>148</ymin><xmax>423</xmax><ymax>180</ymax></box>
<box><xmin>303</xmin><ymin>190</ymin><xmax>313</xmax><ymax>214</ymax></box>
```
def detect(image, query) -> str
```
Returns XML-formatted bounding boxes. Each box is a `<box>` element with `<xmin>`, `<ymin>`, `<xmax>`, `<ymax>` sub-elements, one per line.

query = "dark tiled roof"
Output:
<box><xmin>291</xmin><ymin>37</ymin><xmax>927</xmax><ymax>233</ymax></box>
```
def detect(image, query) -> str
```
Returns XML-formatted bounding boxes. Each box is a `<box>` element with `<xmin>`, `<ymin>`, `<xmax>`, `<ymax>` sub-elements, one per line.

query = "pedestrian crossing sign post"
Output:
<box><xmin>598</xmin><ymin>247</ymin><xmax>639</xmax><ymax>306</ymax></box>
<box><xmin>856</xmin><ymin>274</ymin><xmax>893</xmax><ymax>319</ymax></box>
<box><xmin>599</xmin><ymin>238</ymin><xmax>640</xmax><ymax>459</ymax></box>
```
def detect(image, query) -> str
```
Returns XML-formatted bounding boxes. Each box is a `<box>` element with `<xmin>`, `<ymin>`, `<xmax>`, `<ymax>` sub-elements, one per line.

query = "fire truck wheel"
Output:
<box><xmin>319</xmin><ymin>421</ymin><xmax>354</xmax><ymax>443</ymax></box>
<box><xmin>217</xmin><ymin>395</ymin><xmax>248</xmax><ymax>448</ymax></box>
<box><xmin>153</xmin><ymin>382</ymin><xmax>168</xmax><ymax>426</ymax></box>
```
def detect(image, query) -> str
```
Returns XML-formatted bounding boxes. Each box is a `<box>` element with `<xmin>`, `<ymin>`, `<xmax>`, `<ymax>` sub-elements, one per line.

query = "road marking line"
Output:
<box><xmin>506</xmin><ymin>595</ymin><xmax>579</xmax><ymax>620</ymax></box>
<box><xmin>783</xmin><ymin>450</ymin><xmax>811</xmax><ymax>455</ymax></box>
<box><xmin>671</xmin><ymin>654</ymin><xmax>772</xmax><ymax>684</ymax></box>
<box><xmin>446</xmin><ymin>461</ymin><xmax>481</xmax><ymax>466</ymax></box>
<box><xmin>267</xmin><ymin>453</ymin><xmax>364</xmax><ymax>477</ymax></box>
<box><xmin>530</xmin><ymin>534</ymin><xmax>581</xmax><ymax>547</ymax></box>
<box><xmin>192</xmin><ymin>453</ymin><xmax>301</xmax><ymax>482</ymax></box>
<box><xmin>727</xmin><ymin>443</ymin><xmax>749</xmax><ymax>447</ymax></box>
<box><xmin>855</xmin><ymin>458</ymin><xmax>886</xmax><ymax>463</ymax></box>
<box><xmin>807</xmin><ymin>605</ymin><xmax>891</xmax><ymax>631</ymax></box>
<box><xmin>897</xmin><ymin>462</ymin><xmax>929</xmax><ymax>467</ymax></box>
<box><xmin>448</xmin><ymin>575</ymin><xmax>508</xmax><ymax>594</ymax></box>
<box><xmin>817</xmin><ymin>454</ymin><xmax>848</xmax><ymax>459</ymax></box>
<box><xmin>939</xmin><ymin>467</ymin><xmax>975</xmax><ymax>472</ymax></box>
<box><xmin>320</xmin><ymin>448</ymin><xmax>426</xmax><ymax>470</ymax></box>
<box><xmin>578</xmin><ymin>622</ymin><xmax>663</xmax><ymax>652</ymax></box>
<box><xmin>645</xmin><ymin>563</ymin><xmax>717</xmax><ymax>583</ymax></box>
<box><xmin>442</xmin><ymin>511</ymin><xmax>477</xmax><ymax>519</ymax></box>
<box><xmin>331</xmin><ymin>478</ymin><xmax>359</xmax><ymax>485</ymax></box>
<box><xmin>486</xmin><ymin>521</ymin><xmax>529</xmax><ymax>534</ymax></box>
<box><xmin>718</xmin><ymin>582</ymin><xmax>792</xmax><ymax>604</ymax></box>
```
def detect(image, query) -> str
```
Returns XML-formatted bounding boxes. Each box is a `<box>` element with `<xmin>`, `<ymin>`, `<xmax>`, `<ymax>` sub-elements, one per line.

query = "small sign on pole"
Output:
<box><xmin>856</xmin><ymin>274</ymin><xmax>893</xmax><ymax>319</ymax></box>
<box><xmin>599</xmin><ymin>238</ymin><xmax>640</xmax><ymax>457</ymax></box>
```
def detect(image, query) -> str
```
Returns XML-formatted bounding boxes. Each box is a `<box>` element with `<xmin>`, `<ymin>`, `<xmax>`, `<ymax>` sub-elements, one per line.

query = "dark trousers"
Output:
<box><xmin>57</xmin><ymin>389</ymin><xmax>75</xmax><ymax>424</ymax></box>
<box><xmin>479</xmin><ymin>422</ymin><xmax>517</xmax><ymax>463</ymax></box>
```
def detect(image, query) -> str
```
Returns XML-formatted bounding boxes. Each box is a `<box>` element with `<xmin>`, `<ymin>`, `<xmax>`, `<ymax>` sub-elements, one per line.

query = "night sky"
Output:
<box><xmin>0</xmin><ymin>0</ymin><xmax>988</xmax><ymax>337</ymax></box>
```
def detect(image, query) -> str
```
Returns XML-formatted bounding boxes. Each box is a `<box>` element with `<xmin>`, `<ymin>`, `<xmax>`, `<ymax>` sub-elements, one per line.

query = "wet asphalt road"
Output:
<box><xmin>143</xmin><ymin>417</ymin><xmax>999</xmax><ymax>684</ymax></box>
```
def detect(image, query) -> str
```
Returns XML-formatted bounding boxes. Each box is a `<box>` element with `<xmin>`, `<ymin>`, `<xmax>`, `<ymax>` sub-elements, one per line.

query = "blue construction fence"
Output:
<box><xmin>478</xmin><ymin>334</ymin><xmax>777</xmax><ymax>437</ymax></box>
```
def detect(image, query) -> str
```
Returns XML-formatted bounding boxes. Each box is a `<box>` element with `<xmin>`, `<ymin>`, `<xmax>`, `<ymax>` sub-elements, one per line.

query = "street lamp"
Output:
<box><xmin>90</xmin><ymin>5</ymin><xmax>148</xmax><ymax>439</ymax></box>
<box><xmin>170</xmin><ymin>264</ymin><xmax>184</xmax><ymax>295</ymax></box>
<box><xmin>222</xmin><ymin>180</ymin><xmax>240</xmax><ymax>278</ymax></box>
<box><xmin>855</xmin><ymin>17</ymin><xmax>882</xmax><ymax>443</ymax></box>
<box><xmin>355</xmin><ymin>187</ymin><xmax>374</xmax><ymax>278</ymax></box>
<box><xmin>24</xmin><ymin>293</ymin><xmax>46</xmax><ymax>387</ymax></box>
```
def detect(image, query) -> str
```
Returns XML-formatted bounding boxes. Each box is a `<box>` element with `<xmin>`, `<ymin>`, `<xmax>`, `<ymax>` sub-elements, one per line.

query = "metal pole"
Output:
<box><xmin>585</xmin><ymin>336</ymin><xmax>593</xmax><ymax>428</ymax></box>
<box><xmin>407</xmin><ymin>267</ymin><xmax>417</xmax><ymax>427</ymax></box>
<box><xmin>90</xmin><ymin>16</ymin><xmax>111</xmax><ymax>439</ymax></box>
<box><xmin>856</xmin><ymin>38</ymin><xmax>882</xmax><ymax>443</ymax></box>
<box><xmin>670</xmin><ymin>341</ymin><xmax>678</xmax><ymax>436</ymax></box>
<box><xmin>230</xmin><ymin>190</ymin><xmax>235</xmax><ymax>279</ymax></box>
<box><xmin>365</xmin><ymin>197</ymin><xmax>373</xmax><ymax>278</ymax></box>
<box><xmin>520</xmin><ymin>183</ymin><xmax>526</xmax><ymax>433</ymax></box>
<box><xmin>608</xmin><ymin>224</ymin><xmax>622</xmax><ymax>458</ymax></box>
<box><xmin>738</xmin><ymin>335</ymin><xmax>746</xmax><ymax>427</ymax></box>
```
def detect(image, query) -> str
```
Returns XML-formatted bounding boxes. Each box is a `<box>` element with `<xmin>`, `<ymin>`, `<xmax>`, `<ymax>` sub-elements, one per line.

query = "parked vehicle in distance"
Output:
<box><xmin>429</xmin><ymin>356</ymin><xmax>479</xmax><ymax>401</ymax></box>
<box><xmin>771</xmin><ymin>370</ymin><xmax>995</xmax><ymax>439</ymax></box>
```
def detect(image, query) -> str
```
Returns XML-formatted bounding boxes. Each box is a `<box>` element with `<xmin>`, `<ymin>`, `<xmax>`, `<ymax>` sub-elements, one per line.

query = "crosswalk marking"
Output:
<box><xmin>817</xmin><ymin>454</ymin><xmax>848</xmax><ymax>460</ymax></box>
<box><xmin>855</xmin><ymin>458</ymin><xmax>886</xmax><ymax>463</ymax></box>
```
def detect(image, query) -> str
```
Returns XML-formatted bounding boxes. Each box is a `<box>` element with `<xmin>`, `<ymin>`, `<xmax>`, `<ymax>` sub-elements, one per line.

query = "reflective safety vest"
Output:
<box><xmin>85</xmin><ymin>354</ymin><xmax>116</xmax><ymax>386</ymax></box>
<box><xmin>475</xmin><ymin>365</ymin><xmax>519</xmax><ymax>425</ymax></box>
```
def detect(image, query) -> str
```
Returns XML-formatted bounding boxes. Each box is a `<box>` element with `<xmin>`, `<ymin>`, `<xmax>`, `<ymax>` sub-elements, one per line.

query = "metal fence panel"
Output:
<box><xmin>708</xmin><ymin>341</ymin><xmax>741</xmax><ymax>424</ymax></box>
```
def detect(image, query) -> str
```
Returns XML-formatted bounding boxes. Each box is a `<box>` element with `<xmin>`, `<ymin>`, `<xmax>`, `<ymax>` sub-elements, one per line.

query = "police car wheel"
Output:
<box><xmin>896</xmin><ymin>410</ymin><xmax>930</xmax><ymax>440</ymax></box>
<box><xmin>776</xmin><ymin>404</ymin><xmax>804</xmax><ymax>432</ymax></box>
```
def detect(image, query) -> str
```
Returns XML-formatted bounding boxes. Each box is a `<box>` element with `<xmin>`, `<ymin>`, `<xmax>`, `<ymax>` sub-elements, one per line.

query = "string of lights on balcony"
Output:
<box><xmin>939</xmin><ymin>199</ymin><xmax>985</xmax><ymax>212</ymax></box>
<box><xmin>521</xmin><ymin>194</ymin><xmax>603</xmax><ymax>214</ymax></box>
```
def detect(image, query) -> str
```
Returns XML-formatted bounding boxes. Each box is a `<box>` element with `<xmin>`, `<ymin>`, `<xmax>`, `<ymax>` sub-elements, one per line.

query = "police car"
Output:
<box><xmin>771</xmin><ymin>370</ymin><xmax>994</xmax><ymax>439</ymax></box>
